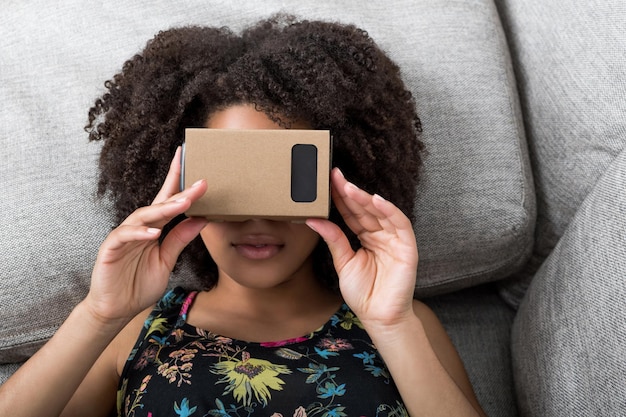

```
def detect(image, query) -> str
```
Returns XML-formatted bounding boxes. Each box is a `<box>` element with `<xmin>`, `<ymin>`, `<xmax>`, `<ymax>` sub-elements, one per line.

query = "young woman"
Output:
<box><xmin>0</xmin><ymin>15</ymin><xmax>486</xmax><ymax>417</ymax></box>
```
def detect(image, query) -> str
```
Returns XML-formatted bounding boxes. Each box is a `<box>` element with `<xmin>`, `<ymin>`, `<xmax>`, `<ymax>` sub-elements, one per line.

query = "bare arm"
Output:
<box><xmin>0</xmin><ymin>303</ymin><xmax>126</xmax><ymax>417</ymax></box>
<box><xmin>0</xmin><ymin>148</ymin><xmax>208</xmax><ymax>416</ymax></box>
<box><xmin>363</xmin><ymin>301</ymin><xmax>486</xmax><ymax>417</ymax></box>
<box><xmin>58</xmin><ymin>309</ymin><xmax>150</xmax><ymax>417</ymax></box>
<box><xmin>307</xmin><ymin>168</ymin><xmax>486</xmax><ymax>417</ymax></box>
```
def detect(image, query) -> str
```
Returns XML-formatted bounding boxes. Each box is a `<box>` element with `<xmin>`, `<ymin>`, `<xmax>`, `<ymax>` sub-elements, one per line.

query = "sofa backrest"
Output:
<box><xmin>495</xmin><ymin>0</ymin><xmax>626</xmax><ymax>306</ymax></box>
<box><xmin>0</xmin><ymin>0</ymin><xmax>533</xmax><ymax>364</ymax></box>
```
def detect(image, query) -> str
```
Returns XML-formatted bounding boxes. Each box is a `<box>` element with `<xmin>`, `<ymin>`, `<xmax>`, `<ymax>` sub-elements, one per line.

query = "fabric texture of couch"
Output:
<box><xmin>1</xmin><ymin>1</ymin><xmax>624</xmax><ymax>416</ymax></box>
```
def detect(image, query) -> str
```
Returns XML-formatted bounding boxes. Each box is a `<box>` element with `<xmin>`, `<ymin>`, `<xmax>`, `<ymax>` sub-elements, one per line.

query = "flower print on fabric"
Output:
<box><xmin>271</xmin><ymin>406</ymin><xmax>308</xmax><ymax>417</ymax></box>
<box><xmin>119</xmin><ymin>375</ymin><xmax>152</xmax><ymax>417</ymax></box>
<box><xmin>157</xmin><ymin>347</ymin><xmax>196</xmax><ymax>386</ymax></box>
<box><xmin>354</xmin><ymin>350</ymin><xmax>391</xmax><ymax>381</ymax></box>
<box><xmin>117</xmin><ymin>288</ymin><xmax>409</xmax><ymax>417</ymax></box>
<box><xmin>211</xmin><ymin>351</ymin><xmax>292</xmax><ymax>407</ymax></box>
<box><xmin>331</xmin><ymin>309</ymin><xmax>364</xmax><ymax>331</ymax></box>
<box><xmin>174</xmin><ymin>398</ymin><xmax>198</xmax><ymax>417</ymax></box>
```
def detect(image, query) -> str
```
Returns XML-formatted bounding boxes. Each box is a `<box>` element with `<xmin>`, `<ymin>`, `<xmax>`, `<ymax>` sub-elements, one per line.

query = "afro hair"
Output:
<box><xmin>86</xmin><ymin>14</ymin><xmax>424</xmax><ymax>290</ymax></box>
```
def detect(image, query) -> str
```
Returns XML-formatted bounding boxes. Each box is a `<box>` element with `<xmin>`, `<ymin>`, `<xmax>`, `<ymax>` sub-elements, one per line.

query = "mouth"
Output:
<box><xmin>232</xmin><ymin>235</ymin><xmax>284</xmax><ymax>260</ymax></box>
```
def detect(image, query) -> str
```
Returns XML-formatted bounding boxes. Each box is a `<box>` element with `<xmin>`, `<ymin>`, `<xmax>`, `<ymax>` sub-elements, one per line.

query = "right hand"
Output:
<box><xmin>85</xmin><ymin>147</ymin><xmax>208</xmax><ymax>325</ymax></box>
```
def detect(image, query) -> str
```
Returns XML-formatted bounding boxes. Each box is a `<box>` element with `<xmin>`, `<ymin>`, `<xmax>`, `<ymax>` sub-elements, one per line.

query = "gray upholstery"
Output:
<box><xmin>0</xmin><ymin>364</ymin><xmax>20</xmax><ymax>386</ymax></box>
<box><xmin>426</xmin><ymin>286</ymin><xmax>518</xmax><ymax>417</ymax></box>
<box><xmin>0</xmin><ymin>0</ymin><xmax>532</xmax><ymax>363</ymax></box>
<box><xmin>495</xmin><ymin>0</ymin><xmax>626</xmax><ymax>307</ymax></box>
<box><xmin>512</xmin><ymin>149</ymin><xmax>626</xmax><ymax>415</ymax></box>
<box><xmin>2</xmin><ymin>0</ymin><xmax>625</xmax><ymax>416</ymax></box>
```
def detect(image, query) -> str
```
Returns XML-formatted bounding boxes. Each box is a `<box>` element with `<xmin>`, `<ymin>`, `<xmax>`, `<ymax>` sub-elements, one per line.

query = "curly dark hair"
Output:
<box><xmin>86</xmin><ymin>15</ymin><xmax>424</xmax><ymax>290</ymax></box>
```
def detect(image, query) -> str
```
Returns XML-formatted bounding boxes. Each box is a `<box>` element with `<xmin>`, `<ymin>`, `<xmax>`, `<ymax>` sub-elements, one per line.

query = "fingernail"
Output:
<box><xmin>191</xmin><ymin>179</ymin><xmax>204</xmax><ymax>188</ymax></box>
<box><xmin>346</xmin><ymin>182</ymin><xmax>359</xmax><ymax>192</ymax></box>
<box><xmin>305</xmin><ymin>220</ymin><xmax>319</xmax><ymax>233</ymax></box>
<box><xmin>174</xmin><ymin>197</ymin><xmax>188</xmax><ymax>204</ymax></box>
<box><xmin>374</xmin><ymin>194</ymin><xmax>386</xmax><ymax>202</ymax></box>
<box><xmin>147</xmin><ymin>228</ymin><xmax>160</xmax><ymax>235</ymax></box>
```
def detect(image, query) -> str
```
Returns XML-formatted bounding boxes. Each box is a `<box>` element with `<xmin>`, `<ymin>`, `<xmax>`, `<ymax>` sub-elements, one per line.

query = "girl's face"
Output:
<box><xmin>199</xmin><ymin>104</ymin><xmax>321</xmax><ymax>290</ymax></box>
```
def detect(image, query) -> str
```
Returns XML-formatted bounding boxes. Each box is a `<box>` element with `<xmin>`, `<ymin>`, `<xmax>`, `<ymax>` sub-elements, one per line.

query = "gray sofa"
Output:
<box><xmin>1</xmin><ymin>1</ymin><xmax>624</xmax><ymax>416</ymax></box>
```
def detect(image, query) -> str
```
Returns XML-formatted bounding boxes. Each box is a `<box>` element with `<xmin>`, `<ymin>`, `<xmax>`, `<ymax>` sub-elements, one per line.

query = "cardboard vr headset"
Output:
<box><xmin>180</xmin><ymin>128</ymin><xmax>332</xmax><ymax>221</ymax></box>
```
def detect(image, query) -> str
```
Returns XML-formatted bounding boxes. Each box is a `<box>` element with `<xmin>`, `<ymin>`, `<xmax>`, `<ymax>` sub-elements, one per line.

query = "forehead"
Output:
<box><xmin>205</xmin><ymin>104</ymin><xmax>310</xmax><ymax>129</ymax></box>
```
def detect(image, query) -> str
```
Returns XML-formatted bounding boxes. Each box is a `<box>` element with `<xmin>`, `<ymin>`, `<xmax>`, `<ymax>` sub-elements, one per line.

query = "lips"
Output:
<box><xmin>232</xmin><ymin>235</ymin><xmax>284</xmax><ymax>260</ymax></box>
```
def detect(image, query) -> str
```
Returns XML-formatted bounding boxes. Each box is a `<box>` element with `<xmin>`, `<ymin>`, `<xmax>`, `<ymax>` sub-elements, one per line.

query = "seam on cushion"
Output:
<box><xmin>488</xmin><ymin>0</ymin><xmax>536</xmax><ymax>235</ymax></box>
<box><xmin>411</xmin><ymin>0</ymin><xmax>536</xmax><ymax>295</ymax></box>
<box><xmin>0</xmin><ymin>325</ymin><xmax>60</xmax><ymax>351</ymax></box>
<box><xmin>416</xmin><ymin>227</ymin><xmax>534</xmax><ymax>291</ymax></box>
<box><xmin>416</xmin><ymin>1</ymin><xmax>537</xmax><ymax>294</ymax></box>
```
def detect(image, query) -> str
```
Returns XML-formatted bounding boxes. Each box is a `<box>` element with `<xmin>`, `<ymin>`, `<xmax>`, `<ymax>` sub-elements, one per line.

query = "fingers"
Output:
<box><xmin>308</xmin><ymin>168</ymin><xmax>417</xmax><ymax>272</ymax></box>
<box><xmin>100</xmin><ymin>224</ymin><xmax>163</xmax><ymax>253</ymax></box>
<box><xmin>159</xmin><ymin>217</ymin><xmax>208</xmax><ymax>269</ymax></box>
<box><xmin>138</xmin><ymin>147</ymin><xmax>207</xmax><ymax>229</ymax></box>
<box><xmin>122</xmin><ymin>178</ymin><xmax>207</xmax><ymax>230</ymax></box>
<box><xmin>152</xmin><ymin>146</ymin><xmax>183</xmax><ymax>204</ymax></box>
<box><xmin>306</xmin><ymin>218</ymin><xmax>355</xmax><ymax>274</ymax></box>
<box><xmin>102</xmin><ymin>149</ymin><xmax>208</xmax><ymax>265</ymax></box>
<box><xmin>99</xmin><ymin>191</ymin><xmax>209</xmax><ymax>268</ymax></box>
<box><xmin>331</xmin><ymin>168</ymin><xmax>414</xmax><ymax>241</ymax></box>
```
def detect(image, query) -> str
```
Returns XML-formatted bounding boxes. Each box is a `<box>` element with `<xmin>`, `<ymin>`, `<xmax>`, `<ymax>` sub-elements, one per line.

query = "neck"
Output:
<box><xmin>188</xmin><ymin>261</ymin><xmax>343</xmax><ymax>343</ymax></box>
<box><xmin>208</xmin><ymin>262</ymin><xmax>339</xmax><ymax>322</ymax></box>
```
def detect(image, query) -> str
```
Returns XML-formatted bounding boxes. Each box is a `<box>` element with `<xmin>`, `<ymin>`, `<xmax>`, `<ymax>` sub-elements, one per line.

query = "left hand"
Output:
<box><xmin>306</xmin><ymin>168</ymin><xmax>419</xmax><ymax>328</ymax></box>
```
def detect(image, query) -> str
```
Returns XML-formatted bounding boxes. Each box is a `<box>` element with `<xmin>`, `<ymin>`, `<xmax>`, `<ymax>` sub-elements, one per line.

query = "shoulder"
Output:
<box><xmin>111</xmin><ymin>307</ymin><xmax>154</xmax><ymax>377</ymax></box>
<box><xmin>61</xmin><ymin>306</ymin><xmax>155</xmax><ymax>416</ymax></box>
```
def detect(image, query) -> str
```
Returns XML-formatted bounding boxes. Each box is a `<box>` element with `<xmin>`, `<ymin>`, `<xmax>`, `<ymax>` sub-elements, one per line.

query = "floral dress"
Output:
<box><xmin>117</xmin><ymin>287</ymin><xmax>409</xmax><ymax>417</ymax></box>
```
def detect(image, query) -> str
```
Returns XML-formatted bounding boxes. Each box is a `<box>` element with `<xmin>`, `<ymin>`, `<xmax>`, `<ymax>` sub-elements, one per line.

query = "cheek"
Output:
<box><xmin>199</xmin><ymin>223</ymin><xmax>229</xmax><ymax>253</ymax></box>
<box><xmin>291</xmin><ymin>224</ymin><xmax>321</xmax><ymax>254</ymax></box>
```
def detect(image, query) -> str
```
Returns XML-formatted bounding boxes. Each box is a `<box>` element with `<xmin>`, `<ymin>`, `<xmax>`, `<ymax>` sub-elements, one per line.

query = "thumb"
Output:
<box><xmin>159</xmin><ymin>217</ymin><xmax>208</xmax><ymax>271</ymax></box>
<box><xmin>306</xmin><ymin>218</ymin><xmax>355</xmax><ymax>273</ymax></box>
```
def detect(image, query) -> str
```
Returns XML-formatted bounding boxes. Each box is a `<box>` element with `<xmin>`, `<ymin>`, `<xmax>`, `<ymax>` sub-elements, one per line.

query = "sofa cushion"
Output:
<box><xmin>495</xmin><ymin>0</ymin><xmax>626</xmax><ymax>307</ymax></box>
<box><xmin>512</xmin><ymin>149</ymin><xmax>626</xmax><ymax>415</ymax></box>
<box><xmin>0</xmin><ymin>363</ymin><xmax>22</xmax><ymax>386</ymax></box>
<box><xmin>426</xmin><ymin>285</ymin><xmax>519</xmax><ymax>417</ymax></box>
<box><xmin>0</xmin><ymin>0</ymin><xmax>532</xmax><ymax>364</ymax></box>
